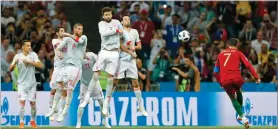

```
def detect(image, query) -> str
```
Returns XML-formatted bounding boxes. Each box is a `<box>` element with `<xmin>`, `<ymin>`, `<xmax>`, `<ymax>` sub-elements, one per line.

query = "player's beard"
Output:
<box><xmin>105</xmin><ymin>18</ymin><xmax>112</xmax><ymax>22</ymax></box>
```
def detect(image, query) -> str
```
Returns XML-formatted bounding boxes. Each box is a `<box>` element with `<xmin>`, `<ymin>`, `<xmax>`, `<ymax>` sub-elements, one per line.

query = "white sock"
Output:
<box><xmin>83</xmin><ymin>77</ymin><xmax>97</xmax><ymax>104</ymax></box>
<box><xmin>59</xmin><ymin>96</ymin><xmax>66</xmax><ymax>111</ymax></box>
<box><xmin>30</xmin><ymin>103</ymin><xmax>36</xmax><ymax>121</ymax></box>
<box><xmin>77</xmin><ymin>107</ymin><xmax>84</xmax><ymax>123</ymax></box>
<box><xmin>133</xmin><ymin>87</ymin><xmax>143</xmax><ymax>107</ymax></box>
<box><xmin>62</xmin><ymin>91</ymin><xmax>73</xmax><ymax>115</ymax></box>
<box><xmin>19</xmin><ymin>103</ymin><xmax>25</xmax><ymax>123</ymax></box>
<box><xmin>49</xmin><ymin>94</ymin><xmax>54</xmax><ymax>108</ymax></box>
<box><xmin>104</xmin><ymin>78</ymin><xmax>113</xmax><ymax>106</ymax></box>
<box><xmin>52</xmin><ymin>89</ymin><xmax>62</xmax><ymax>110</ymax></box>
<box><xmin>242</xmin><ymin>116</ymin><xmax>248</xmax><ymax>122</ymax></box>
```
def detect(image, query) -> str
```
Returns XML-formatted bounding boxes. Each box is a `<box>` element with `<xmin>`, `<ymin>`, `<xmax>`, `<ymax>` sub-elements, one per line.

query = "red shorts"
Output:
<box><xmin>221</xmin><ymin>78</ymin><xmax>244</xmax><ymax>95</ymax></box>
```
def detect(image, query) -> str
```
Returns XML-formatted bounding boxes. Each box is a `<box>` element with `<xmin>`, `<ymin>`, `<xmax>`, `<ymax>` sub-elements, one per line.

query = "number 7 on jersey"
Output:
<box><xmin>223</xmin><ymin>53</ymin><xmax>231</xmax><ymax>66</ymax></box>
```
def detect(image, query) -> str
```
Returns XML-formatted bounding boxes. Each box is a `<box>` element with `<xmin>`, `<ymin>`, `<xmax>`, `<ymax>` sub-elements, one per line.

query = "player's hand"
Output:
<box><xmin>23</xmin><ymin>59</ymin><xmax>32</xmax><ymax>66</ymax></box>
<box><xmin>62</xmin><ymin>32</ymin><xmax>72</xmax><ymax>37</ymax></box>
<box><xmin>117</xmin><ymin>29</ymin><xmax>123</xmax><ymax>34</ymax></box>
<box><xmin>256</xmin><ymin>78</ymin><xmax>261</xmax><ymax>84</ymax></box>
<box><xmin>131</xmin><ymin>53</ymin><xmax>137</xmax><ymax>59</ymax></box>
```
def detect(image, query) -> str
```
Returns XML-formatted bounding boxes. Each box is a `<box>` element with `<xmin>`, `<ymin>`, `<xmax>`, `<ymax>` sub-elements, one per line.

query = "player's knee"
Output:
<box><xmin>228</xmin><ymin>93</ymin><xmax>236</xmax><ymax>99</ymax></box>
<box><xmin>93</xmin><ymin>73</ymin><xmax>100</xmax><ymax>80</ymax></box>
<box><xmin>20</xmin><ymin>101</ymin><xmax>25</xmax><ymax>106</ymax></box>
<box><xmin>62</xmin><ymin>89</ymin><xmax>67</xmax><ymax>97</ymax></box>
<box><xmin>107</xmin><ymin>77</ymin><xmax>113</xmax><ymax>86</ymax></box>
<box><xmin>131</xmin><ymin>79</ymin><xmax>139</xmax><ymax>88</ymax></box>
<box><xmin>113</xmin><ymin>80</ymin><xmax>119</xmax><ymax>87</ymax></box>
<box><xmin>30</xmin><ymin>102</ymin><xmax>36</xmax><ymax>108</ymax></box>
<box><xmin>50</xmin><ymin>89</ymin><xmax>56</xmax><ymax>95</ymax></box>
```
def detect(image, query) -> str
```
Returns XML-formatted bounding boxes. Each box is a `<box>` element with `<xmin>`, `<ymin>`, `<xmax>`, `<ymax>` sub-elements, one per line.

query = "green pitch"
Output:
<box><xmin>1</xmin><ymin>126</ymin><xmax>277</xmax><ymax>129</ymax></box>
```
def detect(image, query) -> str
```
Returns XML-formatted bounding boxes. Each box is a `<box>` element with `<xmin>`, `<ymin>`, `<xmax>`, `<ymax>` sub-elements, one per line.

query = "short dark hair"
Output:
<box><xmin>185</xmin><ymin>55</ymin><xmax>195</xmax><ymax>64</ymax></box>
<box><xmin>102</xmin><ymin>7</ymin><xmax>112</xmax><ymax>15</ymax></box>
<box><xmin>55</xmin><ymin>26</ymin><xmax>65</xmax><ymax>33</ymax></box>
<box><xmin>134</xmin><ymin>4</ymin><xmax>140</xmax><ymax>8</ymax></box>
<box><xmin>73</xmin><ymin>23</ymin><xmax>83</xmax><ymax>28</ymax></box>
<box><xmin>172</xmin><ymin>14</ymin><xmax>180</xmax><ymax>19</ymax></box>
<box><xmin>120</xmin><ymin>14</ymin><xmax>130</xmax><ymax>21</ymax></box>
<box><xmin>227</xmin><ymin>38</ymin><xmax>239</xmax><ymax>47</ymax></box>
<box><xmin>20</xmin><ymin>40</ymin><xmax>30</xmax><ymax>46</ymax></box>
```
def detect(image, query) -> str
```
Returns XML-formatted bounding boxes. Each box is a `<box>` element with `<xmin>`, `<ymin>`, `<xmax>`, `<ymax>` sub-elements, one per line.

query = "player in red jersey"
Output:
<box><xmin>213</xmin><ymin>38</ymin><xmax>261</xmax><ymax>129</ymax></box>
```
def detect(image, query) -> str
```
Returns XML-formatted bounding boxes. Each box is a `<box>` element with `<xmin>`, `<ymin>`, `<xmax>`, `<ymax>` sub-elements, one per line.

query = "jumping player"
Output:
<box><xmin>9</xmin><ymin>40</ymin><xmax>43</xmax><ymax>128</ymax></box>
<box><xmin>113</xmin><ymin>15</ymin><xmax>148</xmax><ymax>116</ymax></box>
<box><xmin>213</xmin><ymin>38</ymin><xmax>261</xmax><ymax>129</ymax></box>
<box><xmin>79</xmin><ymin>7</ymin><xmax>123</xmax><ymax>117</ymax></box>
<box><xmin>76</xmin><ymin>52</ymin><xmax>110</xmax><ymax>128</ymax></box>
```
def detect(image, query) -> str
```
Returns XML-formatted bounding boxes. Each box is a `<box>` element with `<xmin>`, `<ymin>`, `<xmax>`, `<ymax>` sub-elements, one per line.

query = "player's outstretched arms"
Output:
<box><xmin>98</xmin><ymin>22</ymin><xmax>120</xmax><ymax>37</ymax></box>
<box><xmin>239</xmin><ymin>52</ymin><xmax>260</xmax><ymax>81</ymax></box>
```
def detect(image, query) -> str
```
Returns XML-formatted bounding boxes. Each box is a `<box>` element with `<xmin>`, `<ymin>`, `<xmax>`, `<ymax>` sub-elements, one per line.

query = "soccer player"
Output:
<box><xmin>9</xmin><ymin>40</ymin><xmax>43</xmax><ymax>128</ymax></box>
<box><xmin>213</xmin><ymin>38</ymin><xmax>261</xmax><ymax>129</ymax></box>
<box><xmin>46</xmin><ymin>26</ymin><xmax>68</xmax><ymax>120</ymax></box>
<box><xmin>79</xmin><ymin>7</ymin><xmax>123</xmax><ymax>116</ymax></box>
<box><xmin>55</xmin><ymin>23</ymin><xmax>87</xmax><ymax>122</ymax></box>
<box><xmin>113</xmin><ymin>15</ymin><xmax>148</xmax><ymax>116</ymax></box>
<box><xmin>76</xmin><ymin>52</ymin><xmax>110</xmax><ymax>128</ymax></box>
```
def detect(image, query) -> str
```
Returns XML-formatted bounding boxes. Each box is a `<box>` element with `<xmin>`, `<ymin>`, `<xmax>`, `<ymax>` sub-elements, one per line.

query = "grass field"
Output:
<box><xmin>1</xmin><ymin>126</ymin><xmax>277</xmax><ymax>129</ymax></box>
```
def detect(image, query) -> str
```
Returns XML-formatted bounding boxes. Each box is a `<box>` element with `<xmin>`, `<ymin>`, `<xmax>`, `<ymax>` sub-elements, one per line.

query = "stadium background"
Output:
<box><xmin>1</xmin><ymin>1</ymin><xmax>277</xmax><ymax>128</ymax></box>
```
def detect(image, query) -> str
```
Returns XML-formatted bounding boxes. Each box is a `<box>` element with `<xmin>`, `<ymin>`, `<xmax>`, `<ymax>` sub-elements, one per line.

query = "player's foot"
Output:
<box><xmin>102</xmin><ymin>104</ymin><xmax>109</xmax><ymax>117</ymax></box>
<box><xmin>137</xmin><ymin>107</ymin><xmax>148</xmax><ymax>116</ymax></box>
<box><xmin>19</xmin><ymin>122</ymin><xmax>24</xmax><ymax>128</ymax></box>
<box><xmin>46</xmin><ymin>109</ymin><xmax>55</xmax><ymax>117</ymax></box>
<box><xmin>241</xmin><ymin>116</ymin><xmax>250</xmax><ymax>129</ymax></box>
<box><xmin>30</xmin><ymin>120</ymin><xmax>37</xmax><ymax>128</ymax></box>
<box><xmin>49</xmin><ymin>114</ymin><xmax>55</xmax><ymax>121</ymax></box>
<box><xmin>102</xmin><ymin>118</ymin><xmax>111</xmax><ymax>128</ymax></box>
<box><xmin>56</xmin><ymin>113</ymin><xmax>66</xmax><ymax>122</ymax></box>
<box><xmin>76</xmin><ymin>121</ymin><xmax>81</xmax><ymax>128</ymax></box>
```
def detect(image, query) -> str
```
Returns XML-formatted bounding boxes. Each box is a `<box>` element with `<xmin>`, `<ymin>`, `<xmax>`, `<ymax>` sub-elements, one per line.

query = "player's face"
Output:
<box><xmin>74</xmin><ymin>26</ymin><xmax>83</xmax><ymax>37</ymax></box>
<box><xmin>122</xmin><ymin>16</ymin><xmax>130</xmax><ymax>27</ymax></box>
<box><xmin>103</xmin><ymin>11</ymin><xmax>112</xmax><ymax>22</ymax></box>
<box><xmin>22</xmin><ymin>42</ymin><xmax>31</xmax><ymax>53</ymax></box>
<box><xmin>185</xmin><ymin>58</ymin><xmax>191</xmax><ymax>66</ymax></box>
<box><xmin>57</xmin><ymin>28</ymin><xmax>65</xmax><ymax>38</ymax></box>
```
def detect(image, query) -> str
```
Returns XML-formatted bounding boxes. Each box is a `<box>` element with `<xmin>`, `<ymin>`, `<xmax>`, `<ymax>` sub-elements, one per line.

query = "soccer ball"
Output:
<box><xmin>178</xmin><ymin>30</ymin><xmax>190</xmax><ymax>43</ymax></box>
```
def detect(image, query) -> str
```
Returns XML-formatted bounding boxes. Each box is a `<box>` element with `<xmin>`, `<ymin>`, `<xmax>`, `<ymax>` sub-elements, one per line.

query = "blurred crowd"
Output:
<box><xmin>1</xmin><ymin>1</ymin><xmax>277</xmax><ymax>92</ymax></box>
<box><xmin>1</xmin><ymin>1</ymin><xmax>72</xmax><ymax>90</ymax></box>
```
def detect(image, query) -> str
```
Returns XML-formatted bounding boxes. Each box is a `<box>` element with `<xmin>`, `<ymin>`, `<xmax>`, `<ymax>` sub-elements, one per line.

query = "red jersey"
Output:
<box><xmin>214</xmin><ymin>48</ymin><xmax>259</xmax><ymax>84</ymax></box>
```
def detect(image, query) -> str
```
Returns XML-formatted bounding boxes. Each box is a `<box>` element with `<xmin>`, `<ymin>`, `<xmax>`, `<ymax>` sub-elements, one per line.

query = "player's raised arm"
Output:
<box><xmin>239</xmin><ymin>51</ymin><xmax>260</xmax><ymax>81</ymax></box>
<box><xmin>9</xmin><ymin>54</ymin><xmax>18</xmax><ymax>72</ymax></box>
<box><xmin>98</xmin><ymin>22</ymin><xmax>119</xmax><ymax>37</ymax></box>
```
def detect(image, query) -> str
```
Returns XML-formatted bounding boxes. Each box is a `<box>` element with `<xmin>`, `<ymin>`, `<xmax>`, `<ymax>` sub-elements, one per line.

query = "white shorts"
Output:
<box><xmin>79</xmin><ymin>81</ymin><xmax>103</xmax><ymax>100</ymax></box>
<box><xmin>93</xmin><ymin>50</ymin><xmax>119</xmax><ymax>76</ymax></box>
<box><xmin>50</xmin><ymin>66</ymin><xmax>63</xmax><ymax>89</ymax></box>
<box><xmin>18</xmin><ymin>85</ymin><xmax>37</xmax><ymax>102</ymax></box>
<box><xmin>57</xmin><ymin>64</ymin><xmax>82</xmax><ymax>90</ymax></box>
<box><xmin>115</xmin><ymin>59</ymin><xmax>138</xmax><ymax>79</ymax></box>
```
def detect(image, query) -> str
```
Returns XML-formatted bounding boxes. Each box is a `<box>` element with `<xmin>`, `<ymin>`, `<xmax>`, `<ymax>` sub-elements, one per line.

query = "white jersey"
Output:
<box><xmin>98</xmin><ymin>19</ymin><xmax>123</xmax><ymax>50</ymax></box>
<box><xmin>81</xmin><ymin>52</ymin><xmax>97</xmax><ymax>85</ymax></box>
<box><xmin>52</xmin><ymin>38</ymin><xmax>64</xmax><ymax>67</ymax></box>
<box><xmin>120</xmin><ymin>29</ymin><xmax>140</xmax><ymax>61</ymax></box>
<box><xmin>11</xmin><ymin>52</ymin><xmax>40</xmax><ymax>90</ymax></box>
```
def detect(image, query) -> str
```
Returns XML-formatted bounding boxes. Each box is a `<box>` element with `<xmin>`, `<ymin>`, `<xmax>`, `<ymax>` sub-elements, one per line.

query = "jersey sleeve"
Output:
<box><xmin>32</xmin><ymin>52</ymin><xmax>40</xmax><ymax>62</ymax></box>
<box><xmin>239</xmin><ymin>51</ymin><xmax>259</xmax><ymax>79</ymax></box>
<box><xmin>11</xmin><ymin>54</ymin><xmax>18</xmax><ymax>65</ymax></box>
<box><xmin>98</xmin><ymin>22</ymin><xmax>117</xmax><ymax>37</ymax></box>
<box><xmin>57</xmin><ymin>37</ymin><xmax>69</xmax><ymax>50</ymax></box>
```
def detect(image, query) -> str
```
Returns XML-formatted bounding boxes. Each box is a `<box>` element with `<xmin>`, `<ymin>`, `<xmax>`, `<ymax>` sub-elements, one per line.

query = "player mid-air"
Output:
<box><xmin>46</xmin><ymin>26</ymin><xmax>68</xmax><ymax>120</ymax></box>
<box><xmin>213</xmin><ymin>38</ymin><xmax>261</xmax><ymax>129</ymax></box>
<box><xmin>54</xmin><ymin>23</ymin><xmax>88</xmax><ymax>122</ymax></box>
<box><xmin>9</xmin><ymin>40</ymin><xmax>43</xmax><ymax>128</ymax></box>
<box><xmin>112</xmin><ymin>15</ymin><xmax>148</xmax><ymax>116</ymax></box>
<box><xmin>76</xmin><ymin>52</ymin><xmax>110</xmax><ymax>128</ymax></box>
<box><xmin>79</xmin><ymin>7</ymin><xmax>123</xmax><ymax>117</ymax></box>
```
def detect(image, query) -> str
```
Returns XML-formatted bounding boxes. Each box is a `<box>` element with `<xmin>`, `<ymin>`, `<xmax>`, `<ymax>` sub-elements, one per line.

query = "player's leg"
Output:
<box><xmin>46</xmin><ymin>87</ymin><xmax>62</xmax><ymax>117</ymax></box>
<box><xmin>18</xmin><ymin>87</ymin><xmax>26</xmax><ymax>128</ymax></box>
<box><xmin>76</xmin><ymin>83</ymin><xmax>89</xmax><ymax>128</ymax></box>
<box><xmin>29</xmin><ymin>86</ymin><xmax>37</xmax><ymax>128</ymax></box>
<box><xmin>102</xmin><ymin>51</ymin><xmax>119</xmax><ymax>116</ymax></box>
<box><xmin>57</xmin><ymin>66</ymin><xmax>81</xmax><ymax>122</ymax></box>
<box><xmin>49</xmin><ymin>68</ymin><xmax>59</xmax><ymax>109</ymax></box>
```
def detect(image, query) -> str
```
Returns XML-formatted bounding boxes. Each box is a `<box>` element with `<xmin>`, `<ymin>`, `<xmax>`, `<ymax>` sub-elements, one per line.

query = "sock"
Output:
<box><xmin>104</xmin><ymin>78</ymin><xmax>113</xmax><ymax>106</ymax></box>
<box><xmin>236</xmin><ymin>91</ymin><xmax>243</xmax><ymax>108</ymax></box>
<box><xmin>30</xmin><ymin>103</ymin><xmax>37</xmax><ymax>121</ymax></box>
<box><xmin>19</xmin><ymin>103</ymin><xmax>25</xmax><ymax>123</ymax></box>
<box><xmin>59</xmin><ymin>96</ymin><xmax>66</xmax><ymax>111</ymax></box>
<box><xmin>49</xmin><ymin>94</ymin><xmax>54</xmax><ymax>108</ymax></box>
<box><xmin>79</xmin><ymin>84</ymin><xmax>84</xmax><ymax>100</ymax></box>
<box><xmin>62</xmin><ymin>91</ymin><xmax>73</xmax><ymax>115</ymax></box>
<box><xmin>52</xmin><ymin>89</ymin><xmax>62</xmax><ymax>110</ymax></box>
<box><xmin>133</xmin><ymin>87</ymin><xmax>143</xmax><ymax>107</ymax></box>
<box><xmin>97</xmin><ymin>99</ymin><xmax>104</xmax><ymax>109</ymax></box>
<box><xmin>231</xmin><ymin>98</ymin><xmax>244</xmax><ymax>117</ymax></box>
<box><xmin>77</xmin><ymin>107</ymin><xmax>84</xmax><ymax>123</ymax></box>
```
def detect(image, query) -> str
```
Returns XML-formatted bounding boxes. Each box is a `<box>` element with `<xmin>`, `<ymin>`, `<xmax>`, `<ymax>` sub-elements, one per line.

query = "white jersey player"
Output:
<box><xmin>9</xmin><ymin>40</ymin><xmax>43</xmax><ymax>128</ymax></box>
<box><xmin>76</xmin><ymin>52</ymin><xmax>110</xmax><ymax>128</ymax></box>
<box><xmin>55</xmin><ymin>23</ymin><xmax>87</xmax><ymax>122</ymax></box>
<box><xmin>113</xmin><ymin>15</ymin><xmax>148</xmax><ymax>116</ymax></box>
<box><xmin>47</xmin><ymin>27</ymin><xmax>67</xmax><ymax>120</ymax></box>
<box><xmin>79</xmin><ymin>7</ymin><xmax>131</xmax><ymax>117</ymax></box>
